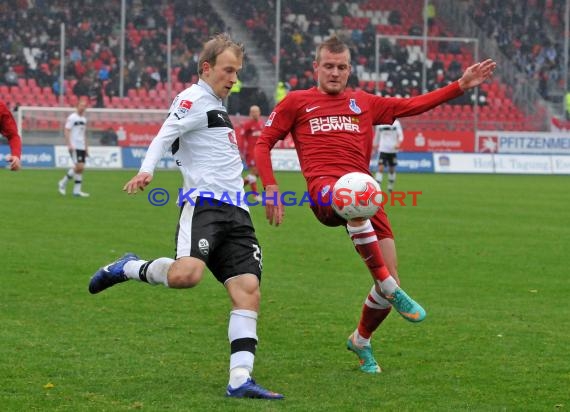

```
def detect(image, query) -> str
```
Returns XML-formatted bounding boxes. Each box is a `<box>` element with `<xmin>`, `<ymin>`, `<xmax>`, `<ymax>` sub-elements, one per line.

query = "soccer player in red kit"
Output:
<box><xmin>255</xmin><ymin>36</ymin><xmax>496</xmax><ymax>373</ymax></box>
<box><xmin>0</xmin><ymin>101</ymin><xmax>22</xmax><ymax>171</ymax></box>
<box><xmin>240</xmin><ymin>105</ymin><xmax>264</xmax><ymax>196</ymax></box>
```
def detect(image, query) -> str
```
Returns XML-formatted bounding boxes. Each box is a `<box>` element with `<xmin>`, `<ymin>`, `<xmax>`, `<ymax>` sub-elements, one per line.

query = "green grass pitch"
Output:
<box><xmin>1</xmin><ymin>169</ymin><xmax>569</xmax><ymax>411</ymax></box>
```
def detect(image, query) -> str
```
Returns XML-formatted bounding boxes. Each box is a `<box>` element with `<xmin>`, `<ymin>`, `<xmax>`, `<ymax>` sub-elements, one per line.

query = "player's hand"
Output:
<box><xmin>264</xmin><ymin>184</ymin><xmax>284</xmax><ymax>226</ymax></box>
<box><xmin>123</xmin><ymin>172</ymin><xmax>153</xmax><ymax>194</ymax></box>
<box><xmin>458</xmin><ymin>59</ymin><xmax>497</xmax><ymax>91</ymax></box>
<box><xmin>6</xmin><ymin>155</ymin><xmax>21</xmax><ymax>171</ymax></box>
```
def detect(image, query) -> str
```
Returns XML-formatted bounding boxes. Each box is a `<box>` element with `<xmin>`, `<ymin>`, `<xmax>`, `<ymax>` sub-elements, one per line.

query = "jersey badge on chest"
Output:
<box><xmin>349</xmin><ymin>98</ymin><xmax>361</xmax><ymax>114</ymax></box>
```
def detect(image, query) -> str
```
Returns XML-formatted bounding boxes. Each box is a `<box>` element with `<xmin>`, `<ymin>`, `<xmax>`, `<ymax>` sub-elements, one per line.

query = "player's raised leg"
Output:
<box><xmin>89</xmin><ymin>254</ymin><xmax>174</xmax><ymax>294</ymax></box>
<box><xmin>347</xmin><ymin>219</ymin><xmax>425</xmax><ymax>322</ymax></box>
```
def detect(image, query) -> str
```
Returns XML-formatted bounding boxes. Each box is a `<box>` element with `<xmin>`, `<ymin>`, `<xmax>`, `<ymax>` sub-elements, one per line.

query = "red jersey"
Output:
<box><xmin>0</xmin><ymin>101</ymin><xmax>22</xmax><ymax>158</ymax></box>
<box><xmin>240</xmin><ymin>118</ymin><xmax>265</xmax><ymax>166</ymax></box>
<box><xmin>256</xmin><ymin>82</ymin><xmax>463</xmax><ymax>187</ymax></box>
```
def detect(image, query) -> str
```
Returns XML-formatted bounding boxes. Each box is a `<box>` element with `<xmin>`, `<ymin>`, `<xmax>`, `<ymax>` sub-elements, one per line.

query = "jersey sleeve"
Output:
<box><xmin>255</xmin><ymin>94</ymin><xmax>298</xmax><ymax>187</ymax></box>
<box><xmin>370</xmin><ymin>81</ymin><xmax>463</xmax><ymax>124</ymax></box>
<box><xmin>139</xmin><ymin>96</ymin><xmax>203</xmax><ymax>175</ymax></box>
<box><xmin>395</xmin><ymin>120</ymin><xmax>404</xmax><ymax>143</ymax></box>
<box><xmin>0</xmin><ymin>104</ymin><xmax>22</xmax><ymax>158</ymax></box>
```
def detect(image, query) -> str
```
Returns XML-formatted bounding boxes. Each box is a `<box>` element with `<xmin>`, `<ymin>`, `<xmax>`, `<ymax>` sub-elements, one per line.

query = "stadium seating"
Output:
<box><xmin>0</xmin><ymin>0</ymin><xmax>551</xmax><ymax>131</ymax></box>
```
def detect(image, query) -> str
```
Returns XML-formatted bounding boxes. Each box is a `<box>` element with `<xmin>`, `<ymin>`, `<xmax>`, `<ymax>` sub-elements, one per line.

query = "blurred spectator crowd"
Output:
<box><xmin>0</xmin><ymin>0</ymin><xmax>257</xmax><ymax>111</ymax></box>
<box><xmin>0</xmin><ymin>0</ymin><xmax>563</xmax><ymax>123</ymax></box>
<box><xmin>468</xmin><ymin>0</ymin><xmax>565</xmax><ymax>101</ymax></box>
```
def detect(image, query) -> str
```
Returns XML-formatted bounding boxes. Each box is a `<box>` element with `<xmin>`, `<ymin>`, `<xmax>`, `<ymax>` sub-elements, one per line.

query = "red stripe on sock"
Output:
<box><xmin>358</xmin><ymin>305</ymin><xmax>392</xmax><ymax>339</ymax></box>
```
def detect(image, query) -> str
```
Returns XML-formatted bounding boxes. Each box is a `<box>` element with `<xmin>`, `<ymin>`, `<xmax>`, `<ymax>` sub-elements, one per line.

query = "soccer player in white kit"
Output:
<box><xmin>373</xmin><ymin>119</ymin><xmax>403</xmax><ymax>192</ymax></box>
<box><xmin>58</xmin><ymin>98</ymin><xmax>90</xmax><ymax>197</ymax></box>
<box><xmin>88</xmin><ymin>34</ymin><xmax>283</xmax><ymax>400</ymax></box>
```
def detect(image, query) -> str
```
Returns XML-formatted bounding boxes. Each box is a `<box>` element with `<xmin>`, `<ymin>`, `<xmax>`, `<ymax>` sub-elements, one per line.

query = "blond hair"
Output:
<box><xmin>315</xmin><ymin>35</ymin><xmax>351</xmax><ymax>63</ymax></box>
<box><xmin>198</xmin><ymin>33</ymin><xmax>244</xmax><ymax>76</ymax></box>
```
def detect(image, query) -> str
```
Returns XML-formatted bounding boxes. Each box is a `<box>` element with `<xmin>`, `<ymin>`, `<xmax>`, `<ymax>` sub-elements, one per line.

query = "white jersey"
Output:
<box><xmin>375</xmin><ymin>119</ymin><xmax>403</xmax><ymax>154</ymax></box>
<box><xmin>65</xmin><ymin>112</ymin><xmax>87</xmax><ymax>150</ymax></box>
<box><xmin>140</xmin><ymin>79</ymin><xmax>246</xmax><ymax>210</ymax></box>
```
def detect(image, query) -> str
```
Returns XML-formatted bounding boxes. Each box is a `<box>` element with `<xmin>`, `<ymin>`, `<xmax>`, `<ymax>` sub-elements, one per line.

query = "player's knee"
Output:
<box><xmin>167</xmin><ymin>259</ymin><xmax>204</xmax><ymax>288</ymax></box>
<box><xmin>227</xmin><ymin>274</ymin><xmax>261</xmax><ymax>310</ymax></box>
<box><xmin>169</xmin><ymin>269</ymin><xmax>203</xmax><ymax>288</ymax></box>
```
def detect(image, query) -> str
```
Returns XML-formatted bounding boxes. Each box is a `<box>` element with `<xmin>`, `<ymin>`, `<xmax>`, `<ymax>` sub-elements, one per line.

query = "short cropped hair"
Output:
<box><xmin>198</xmin><ymin>33</ymin><xmax>245</xmax><ymax>76</ymax></box>
<box><xmin>315</xmin><ymin>35</ymin><xmax>351</xmax><ymax>63</ymax></box>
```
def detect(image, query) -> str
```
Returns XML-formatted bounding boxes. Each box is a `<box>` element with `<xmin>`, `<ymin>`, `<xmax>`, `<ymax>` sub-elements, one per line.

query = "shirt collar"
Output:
<box><xmin>197</xmin><ymin>79</ymin><xmax>221</xmax><ymax>101</ymax></box>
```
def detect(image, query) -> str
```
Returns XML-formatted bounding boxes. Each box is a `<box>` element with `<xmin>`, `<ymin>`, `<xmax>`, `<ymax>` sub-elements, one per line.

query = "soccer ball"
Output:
<box><xmin>331</xmin><ymin>172</ymin><xmax>382</xmax><ymax>220</ymax></box>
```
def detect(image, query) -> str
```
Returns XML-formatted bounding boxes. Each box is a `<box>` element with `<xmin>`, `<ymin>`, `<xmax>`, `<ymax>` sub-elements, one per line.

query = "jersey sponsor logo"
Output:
<box><xmin>349</xmin><ymin>98</ymin><xmax>361</xmax><ymax>114</ymax></box>
<box><xmin>207</xmin><ymin>110</ymin><xmax>233</xmax><ymax>128</ymax></box>
<box><xmin>306</xmin><ymin>105</ymin><xmax>320</xmax><ymax>112</ymax></box>
<box><xmin>265</xmin><ymin>111</ymin><xmax>276</xmax><ymax>126</ymax></box>
<box><xmin>309</xmin><ymin>116</ymin><xmax>360</xmax><ymax>134</ymax></box>
<box><xmin>175</xmin><ymin>99</ymin><xmax>193</xmax><ymax>119</ymax></box>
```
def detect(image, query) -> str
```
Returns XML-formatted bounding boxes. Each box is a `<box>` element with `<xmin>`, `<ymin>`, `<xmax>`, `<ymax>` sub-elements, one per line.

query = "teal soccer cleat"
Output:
<box><xmin>347</xmin><ymin>334</ymin><xmax>381</xmax><ymax>374</ymax></box>
<box><xmin>384</xmin><ymin>287</ymin><xmax>426</xmax><ymax>322</ymax></box>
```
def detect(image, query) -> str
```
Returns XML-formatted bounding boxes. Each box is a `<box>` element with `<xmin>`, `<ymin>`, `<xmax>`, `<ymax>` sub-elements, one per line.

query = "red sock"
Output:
<box><xmin>357</xmin><ymin>286</ymin><xmax>393</xmax><ymax>338</ymax></box>
<box><xmin>250</xmin><ymin>181</ymin><xmax>258</xmax><ymax>193</ymax></box>
<box><xmin>358</xmin><ymin>307</ymin><xmax>392</xmax><ymax>338</ymax></box>
<box><xmin>348</xmin><ymin>222</ymin><xmax>390</xmax><ymax>282</ymax></box>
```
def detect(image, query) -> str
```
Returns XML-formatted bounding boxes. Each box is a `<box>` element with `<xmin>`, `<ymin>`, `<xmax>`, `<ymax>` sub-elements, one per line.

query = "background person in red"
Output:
<box><xmin>255</xmin><ymin>36</ymin><xmax>495</xmax><ymax>374</ymax></box>
<box><xmin>0</xmin><ymin>101</ymin><xmax>22</xmax><ymax>171</ymax></box>
<box><xmin>240</xmin><ymin>105</ymin><xmax>264</xmax><ymax>197</ymax></box>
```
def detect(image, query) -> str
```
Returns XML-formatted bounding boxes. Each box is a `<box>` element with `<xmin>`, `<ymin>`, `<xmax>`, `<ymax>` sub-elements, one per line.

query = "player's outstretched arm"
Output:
<box><xmin>123</xmin><ymin>172</ymin><xmax>153</xmax><ymax>194</ymax></box>
<box><xmin>458</xmin><ymin>59</ymin><xmax>497</xmax><ymax>91</ymax></box>
<box><xmin>264</xmin><ymin>184</ymin><xmax>284</xmax><ymax>226</ymax></box>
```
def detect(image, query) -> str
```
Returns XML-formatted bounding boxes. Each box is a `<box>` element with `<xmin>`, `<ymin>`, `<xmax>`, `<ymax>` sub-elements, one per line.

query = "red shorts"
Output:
<box><xmin>307</xmin><ymin>176</ymin><xmax>394</xmax><ymax>239</ymax></box>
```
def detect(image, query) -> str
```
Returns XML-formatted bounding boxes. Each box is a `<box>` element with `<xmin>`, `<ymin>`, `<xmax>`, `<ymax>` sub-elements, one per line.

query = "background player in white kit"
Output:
<box><xmin>58</xmin><ymin>98</ymin><xmax>90</xmax><ymax>197</ymax></box>
<box><xmin>88</xmin><ymin>34</ymin><xmax>283</xmax><ymax>400</ymax></box>
<box><xmin>373</xmin><ymin>119</ymin><xmax>403</xmax><ymax>193</ymax></box>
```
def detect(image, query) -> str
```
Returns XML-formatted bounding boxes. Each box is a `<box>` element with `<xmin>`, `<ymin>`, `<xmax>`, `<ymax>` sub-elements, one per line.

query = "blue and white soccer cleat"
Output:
<box><xmin>347</xmin><ymin>334</ymin><xmax>381</xmax><ymax>374</ymax></box>
<box><xmin>384</xmin><ymin>287</ymin><xmax>426</xmax><ymax>323</ymax></box>
<box><xmin>88</xmin><ymin>253</ymin><xmax>139</xmax><ymax>294</ymax></box>
<box><xmin>226</xmin><ymin>378</ymin><xmax>284</xmax><ymax>400</ymax></box>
